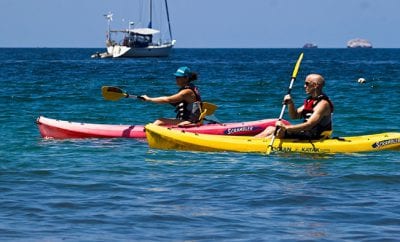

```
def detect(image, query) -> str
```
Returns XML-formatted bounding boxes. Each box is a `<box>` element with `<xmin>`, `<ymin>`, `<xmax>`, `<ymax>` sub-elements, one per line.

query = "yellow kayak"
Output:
<box><xmin>145</xmin><ymin>124</ymin><xmax>400</xmax><ymax>154</ymax></box>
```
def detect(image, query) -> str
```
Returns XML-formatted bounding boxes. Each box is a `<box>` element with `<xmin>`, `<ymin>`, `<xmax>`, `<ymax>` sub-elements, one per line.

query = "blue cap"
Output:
<box><xmin>174</xmin><ymin>66</ymin><xmax>191</xmax><ymax>77</ymax></box>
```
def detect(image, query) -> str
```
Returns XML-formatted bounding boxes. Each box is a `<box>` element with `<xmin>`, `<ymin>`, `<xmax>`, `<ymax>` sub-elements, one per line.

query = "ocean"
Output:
<box><xmin>1</xmin><ymin>48</ymin><xmax>399</xmax><ymax>241</ymax></box>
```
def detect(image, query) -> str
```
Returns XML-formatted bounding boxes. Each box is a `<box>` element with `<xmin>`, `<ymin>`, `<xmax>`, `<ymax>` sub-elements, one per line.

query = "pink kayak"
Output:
<box><xmin>36</xmin><ymin>116</ymin><xmax>289</xmax><ymax>139</ymax></box>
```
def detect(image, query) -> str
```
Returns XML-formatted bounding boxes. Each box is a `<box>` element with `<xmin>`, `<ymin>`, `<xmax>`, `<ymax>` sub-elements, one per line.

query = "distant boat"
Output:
<box><xmin>347</xmin><ymin>38</ymin><xmax>372</xmax><ymax>48</ymax></box>
<box><xmin>98</xmin><ymin>0</ymin><xmax>175</xmax><ymax>58</ymax></box>
<box><xmin>303</xmin><ymin>43</ymin><xmax>318</xmax><ymax>48</ymax></box>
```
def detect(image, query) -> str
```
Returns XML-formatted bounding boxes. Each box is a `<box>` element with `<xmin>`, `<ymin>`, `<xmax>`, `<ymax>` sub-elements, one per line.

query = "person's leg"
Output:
<box><xmin>153</xmin><ymin>118</ymin><xmax>183</xmax><ymax>126</ymax></box>
<box><xmin>255</xmin><ymin>126</ymin><xmax>275</xmax><ymax>138</ymax></box>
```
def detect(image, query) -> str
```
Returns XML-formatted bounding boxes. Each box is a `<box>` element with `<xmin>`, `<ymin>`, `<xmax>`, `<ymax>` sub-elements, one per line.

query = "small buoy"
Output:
<box><xmin>357</xmin><ymin>78</ymin><xmax>366</xmax><ymax>84</ymax></box>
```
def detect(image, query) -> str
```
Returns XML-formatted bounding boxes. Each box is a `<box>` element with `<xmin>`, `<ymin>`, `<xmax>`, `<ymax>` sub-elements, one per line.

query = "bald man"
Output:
<box><xmin>257</xmin><ymin>74</ymin><xmax>334</xmax><ymax>139</ymax></box>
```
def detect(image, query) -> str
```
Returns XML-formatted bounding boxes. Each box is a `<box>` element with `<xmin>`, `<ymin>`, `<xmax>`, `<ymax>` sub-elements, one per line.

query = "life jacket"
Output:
<box><xmin>300</xmin><ymin>93</ymin><xmax>334</xmax><ymax>138</ymax></box>
<box><xmin>172</xmin><ymin>83</ymin><xmax>202</xmax><ymax>123</ymax></box>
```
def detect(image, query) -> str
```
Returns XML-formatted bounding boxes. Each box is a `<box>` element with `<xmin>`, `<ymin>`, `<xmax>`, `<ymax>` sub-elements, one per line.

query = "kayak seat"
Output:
<box><xmin>198</xmin><ymin>108</ymin><xmax>208</xmax><ymax>124</ymax></box>
<box><xmin>320</xmin><ymin>130</ymin><xmax>332</xmax><ymax>139</ymax></box>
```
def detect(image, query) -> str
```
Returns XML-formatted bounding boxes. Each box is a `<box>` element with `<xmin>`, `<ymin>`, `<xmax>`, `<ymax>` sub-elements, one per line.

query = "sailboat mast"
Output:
<box><xmin>148</xmin><ymin>0</ymin><xmax>153</xmax><ymax>28</ymax></box>
<box><xmin>164</xmin><ymin>0</ymin><xmax>173</xmax><ymax>40</ymax></box>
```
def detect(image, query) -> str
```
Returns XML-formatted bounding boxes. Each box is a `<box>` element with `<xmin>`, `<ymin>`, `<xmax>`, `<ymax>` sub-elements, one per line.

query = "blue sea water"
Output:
<box><xmin>1</xmin><ymin>48</ymin><xmax>400</xmax><ymax>241</ymax></box>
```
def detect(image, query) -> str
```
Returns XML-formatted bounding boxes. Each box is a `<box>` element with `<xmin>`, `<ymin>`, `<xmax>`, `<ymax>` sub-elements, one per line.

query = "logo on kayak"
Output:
<box><xmin>372</xmin><ymin>138</ymin><xmax>400</xmax><ymax>149</ymax></box>
<box><xmin>272</xmin><ymin>147</ymin><xmax>293</xmax><ymax>152</ymax></box>
<box><xmin>225</xmin><ymin>126</ymin><xmax>261</xmax><ymax>135</ymax></box>
<box><xmin>301</xmin><ymin>147</ymin><xmax>321</xmax><ymax>153</ymax></box>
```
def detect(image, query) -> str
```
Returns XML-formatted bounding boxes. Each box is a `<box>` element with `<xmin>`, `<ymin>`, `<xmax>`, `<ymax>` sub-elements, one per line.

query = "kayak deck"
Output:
<box><xmin>145</xmin><ymin>123</ymin><xmax>400</xmax><ymax>154</ymax></box>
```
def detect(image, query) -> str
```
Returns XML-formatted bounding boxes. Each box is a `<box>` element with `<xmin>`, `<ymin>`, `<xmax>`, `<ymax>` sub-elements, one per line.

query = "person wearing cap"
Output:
<box><xmin>141</xmin><ymin>66</ymin><xmax>202</xmax><ymax>126</ymax></box>
<box><xmin>256</xmin><ymin>73</ymin><xmax>334</xmax><ymax>139</ymax></box>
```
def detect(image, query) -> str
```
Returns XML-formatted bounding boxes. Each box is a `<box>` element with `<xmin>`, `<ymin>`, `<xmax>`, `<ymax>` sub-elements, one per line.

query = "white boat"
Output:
<box><xmin>347</xmin><ymin>38</ymin><xmax>372</xmax><ymax>48</ymax></box>
<box><xmin>103</xmin><ymin>0</ymin><xmax>175</xmax><ymax>58</ymax></box>
<box><xmin>303</xmin><ymin>43</ymin><xmax>318</xmax><ymax>48</ymax></box>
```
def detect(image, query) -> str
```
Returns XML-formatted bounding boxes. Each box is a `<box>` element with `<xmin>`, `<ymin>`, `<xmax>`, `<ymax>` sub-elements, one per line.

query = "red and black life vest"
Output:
<box><xmin>301</xmin><ymin>93</ymin><xmax>334</xmax><ymax>136</ymax></box>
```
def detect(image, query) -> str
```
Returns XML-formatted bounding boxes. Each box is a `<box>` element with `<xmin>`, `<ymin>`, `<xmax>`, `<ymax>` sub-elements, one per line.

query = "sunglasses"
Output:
<box><xmin>305</xmin><ymin>82</ymin><xmax>313</xmax><ymax>86</ymax></box>
<box><xmin>175</xmin><ymin>76</ymin><xmax>187</xmax><ymax>79</ymax></box>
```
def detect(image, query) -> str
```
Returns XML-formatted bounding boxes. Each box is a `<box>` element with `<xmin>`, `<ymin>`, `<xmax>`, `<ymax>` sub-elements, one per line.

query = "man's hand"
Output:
<box><xmin>275</xmin><ymin>121</ymin><xmax>287</xmax><ymax>138</ymax></box>
<box><xmin>282</xmin><ymin>94</ymin><xmax>293</xmax><ymax>105</ymax></box>
<box><xmin>140</xmin><ymin>95</ymin><xmax>150</xmax><ymax>101</ymax></box>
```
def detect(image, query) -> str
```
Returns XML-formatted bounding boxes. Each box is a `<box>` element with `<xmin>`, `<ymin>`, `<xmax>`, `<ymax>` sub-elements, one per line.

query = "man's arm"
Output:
<box><xmin>285</xmin><ymin>100</ymin><xmax>331</xmax><ymax>132</ymax></box>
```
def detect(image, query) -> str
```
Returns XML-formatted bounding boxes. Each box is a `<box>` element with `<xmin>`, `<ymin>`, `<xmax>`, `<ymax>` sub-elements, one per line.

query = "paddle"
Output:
<box><xmin>102</xmin><ymin>86</ymin><xmax>144</xmax><ymax>101</ymax></box>
<box><xmin>202</xmin><ymin>102</ymin><xmax>218</xmax><ymax>116</ymax></box>
<box><xmin>266</xmin><ymin>53</ymin><xmax>304</xmax><ymax>154</ymax></box>
<box><xmin>101</xmin><ymin>86</ymin><xmax>218</xmax><ymax>116</ymax></box>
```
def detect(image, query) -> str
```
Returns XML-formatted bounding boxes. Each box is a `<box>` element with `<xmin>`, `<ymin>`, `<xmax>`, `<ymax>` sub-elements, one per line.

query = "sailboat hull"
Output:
<box><xmin>108</xmin><ymin>42</ymin><xmax>175</xmax><ymax>58</ymax></box>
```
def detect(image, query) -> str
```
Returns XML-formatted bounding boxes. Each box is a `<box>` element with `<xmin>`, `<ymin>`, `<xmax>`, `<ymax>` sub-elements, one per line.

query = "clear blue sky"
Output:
<box><xmin>1</xmin><ymin>0</ymin><xmax>399</xmax><ymax>48</ymax></box>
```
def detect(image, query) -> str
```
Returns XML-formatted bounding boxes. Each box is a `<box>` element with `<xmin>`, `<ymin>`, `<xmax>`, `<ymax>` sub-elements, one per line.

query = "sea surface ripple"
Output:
<box><xmin>0</xmin><ymin>48</ymin><xmax>399</xmax><ymax>241</ymax></box>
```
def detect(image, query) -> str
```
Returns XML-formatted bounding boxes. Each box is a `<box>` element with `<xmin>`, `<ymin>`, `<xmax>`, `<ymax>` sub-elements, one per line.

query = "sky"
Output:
<box><xmin>0</xmin><ymin>0</ymin><xmax>399</xmax><ymax>48</ymax></box>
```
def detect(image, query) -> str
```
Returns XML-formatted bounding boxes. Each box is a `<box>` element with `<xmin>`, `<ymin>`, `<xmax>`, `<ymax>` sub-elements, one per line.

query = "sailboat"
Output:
<box><xmin>102</xmin><ymin>0</ymin><xmax>175</xmax><ymax>58</ymax></box>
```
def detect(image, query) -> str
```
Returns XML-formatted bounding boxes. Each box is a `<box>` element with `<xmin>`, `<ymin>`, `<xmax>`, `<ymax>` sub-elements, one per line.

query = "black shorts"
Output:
<box><xmin>284</xmin><ymin>131</ymin><xmax>321</xmax><ymax>140</ymax></box>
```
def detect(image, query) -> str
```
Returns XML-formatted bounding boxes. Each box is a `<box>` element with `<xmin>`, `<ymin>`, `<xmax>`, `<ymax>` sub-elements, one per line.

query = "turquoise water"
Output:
<box><xmin>1</xmin><ymin>48</ymin><xmax>400</xmax><ymax>241</ymax></box>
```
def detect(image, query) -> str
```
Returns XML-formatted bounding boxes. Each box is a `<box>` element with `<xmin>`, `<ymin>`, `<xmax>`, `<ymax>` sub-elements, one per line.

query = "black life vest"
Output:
<box><xmin>172</xmin><ymin>83</ymin><xmax>202</xmax><ymax>123</ymax></box>
<box><xmin>301</xmin><ymin>93</ymin><xmax>334</xmax><ymax>137</ymax></box>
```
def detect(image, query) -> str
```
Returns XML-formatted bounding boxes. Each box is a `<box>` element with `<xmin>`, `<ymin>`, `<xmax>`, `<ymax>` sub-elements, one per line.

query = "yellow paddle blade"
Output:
<box><xmin>202</xmin><ymin>102</ymin><xmax>218</xmax><ymax>116</ymax></box>
<box><xmin>291</xmin><ymin>52</ymin><xmax>304</xmax><ymax>78</ymax></box>
<box><xmin>102</xmin><ymin>86</ymin><xmax>127</xmax><ymax>101</ymax></box>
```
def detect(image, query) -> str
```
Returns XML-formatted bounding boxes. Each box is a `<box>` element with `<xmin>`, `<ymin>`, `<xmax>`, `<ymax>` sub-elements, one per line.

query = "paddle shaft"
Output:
<box><xmin>267</xmin><ymin>53</ymin><xmax>304</xmax><ymax>154</ymax></box>
<box><xmin>126</xmin><ymin>94</ymin><xmax>145</xmax><ymax>100</ymax></box>
<box><xmin>276</xmin><ymin>77</ymin><xmax>296</xmax><ymax>121</ymax></box>
<box><xmin>102</xmin><ymin>86</ymin><xmax>145</xmax><ymax>101</ymax></box>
